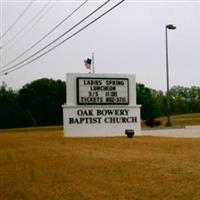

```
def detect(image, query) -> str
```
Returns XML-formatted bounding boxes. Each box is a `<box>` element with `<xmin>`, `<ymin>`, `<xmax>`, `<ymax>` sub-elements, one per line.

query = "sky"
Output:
<box><xmin>0</xmin><ymin>0</ymin><xmax>200</xmax><ymax>91</ymax></box>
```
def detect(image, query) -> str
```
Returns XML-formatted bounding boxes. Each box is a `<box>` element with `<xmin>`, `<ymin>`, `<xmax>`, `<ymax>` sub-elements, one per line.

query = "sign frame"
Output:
<box><xmin>76</xmin><ymin>77</ymin><xmax>129</xmax><ymax>105</ymax></box>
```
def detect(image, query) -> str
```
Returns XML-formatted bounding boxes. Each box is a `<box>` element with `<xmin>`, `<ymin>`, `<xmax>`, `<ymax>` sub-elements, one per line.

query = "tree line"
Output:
<box><xmin>0</xmin><ymin>78</ymin><xmax>199</xmax><ymax>129</ymax></box>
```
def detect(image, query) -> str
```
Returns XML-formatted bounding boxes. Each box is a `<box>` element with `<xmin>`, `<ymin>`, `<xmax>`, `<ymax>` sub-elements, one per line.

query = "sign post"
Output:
<box><xmin>62</xmin><ymin>73</ymin><xmax>141</xmax><ymax>137</ymax></box>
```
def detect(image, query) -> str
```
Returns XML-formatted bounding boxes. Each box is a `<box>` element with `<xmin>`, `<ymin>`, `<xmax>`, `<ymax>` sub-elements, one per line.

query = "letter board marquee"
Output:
<box><xmin>76</xmin><ymin>77</ymin><xmax>129</xmax><ymax>105</ymax></box>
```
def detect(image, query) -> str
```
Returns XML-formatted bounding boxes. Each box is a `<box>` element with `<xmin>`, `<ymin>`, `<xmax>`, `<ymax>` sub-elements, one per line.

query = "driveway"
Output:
<box><xmin>141</xmin><ymin>126</ymin><xmax>200</xmax><ymax>138</ymax></box>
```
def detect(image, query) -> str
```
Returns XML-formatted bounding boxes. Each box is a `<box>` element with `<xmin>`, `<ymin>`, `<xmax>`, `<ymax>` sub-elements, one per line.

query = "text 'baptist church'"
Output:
<box><xmin>68</xmin><ymin>109</ymin><xmax>137</xmax><ymax>125</ymax></box>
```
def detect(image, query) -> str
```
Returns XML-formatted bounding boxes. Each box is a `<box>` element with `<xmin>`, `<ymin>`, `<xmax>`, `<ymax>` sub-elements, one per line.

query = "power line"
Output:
<box><xmin>2</xmin><ymin>0</ymin><xmax>88</xmax><ymax>69</ymax></box>
<box><xmin>2</xmin><ymin>0</ymin><xmax>52</xmax><ymax>48</ymax></box>
<box><xmin>1</xmin><ymin>0</ymin><xmax>110</xmax><ymax>72</ymax></box>
<box><xmin>3</xmin><ymin>1</ymin><xmax>57</xmax><ymax>54</ymax></box>
<box><xmin>0</xmin><ymin>0</ymin><xmax>2</xmax><ymax>43</ymax></box>
<box><xmin>0</xmin><ymin>0</ymin><xmax>36</xmax><ymax>40</ymax></box>
<box><xmin>1</xmin><ymin>0</ymin><xmax>125</xmax><ymax>75</ymax></box>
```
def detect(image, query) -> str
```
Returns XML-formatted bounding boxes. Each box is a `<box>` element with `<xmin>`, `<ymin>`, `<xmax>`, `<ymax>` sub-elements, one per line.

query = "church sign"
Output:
<box><xmin>77</xmin><ymin>77</ymin><xmax>129</xmax><ymax>105</ymax></box>
<box><xmin>62</xmin><ymin>73</ymin><xmax>141</xmax><ymax>137</ymax></box>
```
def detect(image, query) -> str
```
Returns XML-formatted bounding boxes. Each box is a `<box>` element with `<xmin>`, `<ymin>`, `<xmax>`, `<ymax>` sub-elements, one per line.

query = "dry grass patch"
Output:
<box><xmin>0</xmin><ymin>129</ymin><xmax>200</xmax><ymax>200</ymax></box>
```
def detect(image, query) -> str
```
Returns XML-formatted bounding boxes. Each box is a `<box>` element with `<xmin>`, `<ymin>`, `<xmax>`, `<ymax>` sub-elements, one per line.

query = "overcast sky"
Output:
<box><xmin>0</xmin><ymin>0</ymin><xmax>200</xmax><ymax>91</ymax></box>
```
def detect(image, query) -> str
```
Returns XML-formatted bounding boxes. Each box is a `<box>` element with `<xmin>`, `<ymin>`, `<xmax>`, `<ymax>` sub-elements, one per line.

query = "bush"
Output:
<box><xmin>145</xmin><ymin>119</ymin><xmax>162</xmax><ymax>128</ymax></box>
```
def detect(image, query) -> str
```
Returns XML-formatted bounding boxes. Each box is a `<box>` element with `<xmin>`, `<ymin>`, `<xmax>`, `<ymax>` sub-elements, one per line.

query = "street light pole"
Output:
<box><xmin>0</xmin><ymin>46</ymin><xmax>2</xmax><ymax>86</ymax></box>
<box><xmin>165</xmin><ymin>24</ymin><xmax>176</xmax><ymax>126</ymax></box>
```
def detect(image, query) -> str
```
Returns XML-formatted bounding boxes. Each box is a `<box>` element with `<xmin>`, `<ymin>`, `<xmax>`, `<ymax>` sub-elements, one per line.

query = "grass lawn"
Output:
<box><xmin>141</xmin><ymin>113</ymin><xmax>200</xmax><ymax>128</ymax></box>
<box><xmin>0</xmin><ymin>129</ymin><xmax>200</xmax><ymax>200</ymax></box>
<box><xmin>169</xmin><ymin>113</ymin><xmax>200</xmax><ymax>126</ymax></box>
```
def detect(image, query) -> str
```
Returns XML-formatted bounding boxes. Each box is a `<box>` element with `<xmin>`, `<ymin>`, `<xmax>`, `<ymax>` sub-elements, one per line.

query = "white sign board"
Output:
<box><xmin>63</xmin><ymin>106</ymin><xmax>140</xmax><ymax>137</ymax></box>
<box><xmin>62</xmin><ymin>73</ymin><xmax>141</xmax><ymax>137</ymax></box>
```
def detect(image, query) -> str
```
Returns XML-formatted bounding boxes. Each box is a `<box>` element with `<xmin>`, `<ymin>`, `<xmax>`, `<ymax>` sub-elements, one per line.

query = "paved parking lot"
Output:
<box><xmin>142</xmin><ymin>126</ymin><xmax>200</xmax><ymax>138</ymax></box>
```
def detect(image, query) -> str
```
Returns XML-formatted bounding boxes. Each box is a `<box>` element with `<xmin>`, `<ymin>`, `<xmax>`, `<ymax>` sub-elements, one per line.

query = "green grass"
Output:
<box><xmin>171</xmin><ymin>113</ymin><xmax>200</xmax><ymax>119</ymax></box>
<box><xmin>0</xmin><ymin>129</ymin><xmax>200</xmax><ymax>200</ymax></box>
<box><xmin>143</xmin><ymin>113</ymin><xmax>200</xmax><ymax>128</ymax></box>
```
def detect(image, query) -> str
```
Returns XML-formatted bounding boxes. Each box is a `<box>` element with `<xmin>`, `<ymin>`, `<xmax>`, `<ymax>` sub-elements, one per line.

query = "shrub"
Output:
<box><xmin>145</xmin><ymin>119</ymin><xmax>162</xmax><ymax>128</ymax></box>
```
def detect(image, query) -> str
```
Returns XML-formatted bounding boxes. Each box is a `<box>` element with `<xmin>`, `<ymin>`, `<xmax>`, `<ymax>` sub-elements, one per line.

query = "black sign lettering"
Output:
<box><xmin>77</xmin><ymin>109</ymin><xmax>94</xmax><ymax>116</ymax></box>
<box><xmin>77</xmin><ymin>77</ymin><xmax>129</xmax><ymax>105</ymax></box>
<box><xmin>69</xmin><ymin>117</ymin><xmax>102</xmax><ymax>124</ymax></box>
